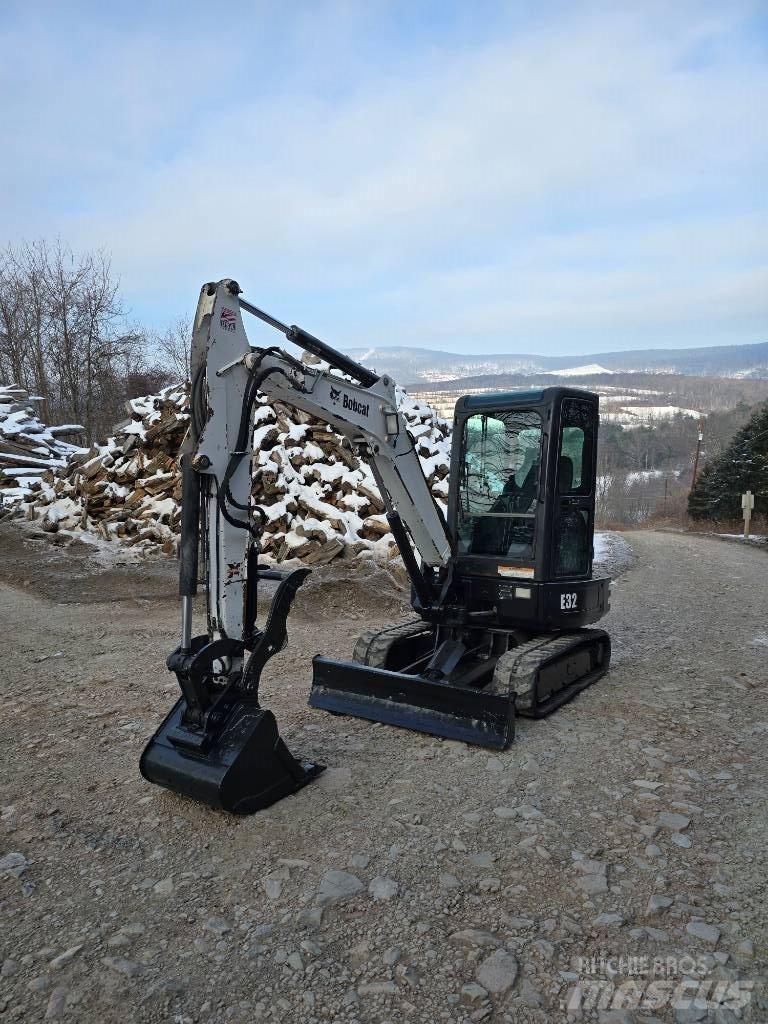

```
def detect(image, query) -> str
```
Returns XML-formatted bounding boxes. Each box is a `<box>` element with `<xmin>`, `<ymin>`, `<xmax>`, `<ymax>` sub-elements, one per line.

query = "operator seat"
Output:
<box><xmin>469</xmin><ymin>459</ymin><xmax>540</xmax><ymax>555</ymax></box>
<box><xmin>557</xmin><ymin>455</ymin><xmax>574</xmax><ymax>492</ymax></box>
<box><xmin>509</xmin><ymin>458</ymin><xmax>539</xmax><ymax>512</ymax></box>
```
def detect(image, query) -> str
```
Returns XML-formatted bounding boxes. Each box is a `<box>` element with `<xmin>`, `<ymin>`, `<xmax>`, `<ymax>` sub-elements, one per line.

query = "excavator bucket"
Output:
<box><xmin>141</xmin><ymin>567</ymin><xmax>323</xmax><ymax>814</ymax></box>
<box><xmin>310</xmin><ymin>656</ymin><xmax>516</xmax><ymax>748</ymax></box>
<box><xmin>140</xmin><ymin>699</ymin><xmax>322</xmax><ymax>814</ymax></box>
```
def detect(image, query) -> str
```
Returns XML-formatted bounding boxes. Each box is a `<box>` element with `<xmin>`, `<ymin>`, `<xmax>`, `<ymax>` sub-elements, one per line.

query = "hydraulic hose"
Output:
<box><xmin>217</xmin><ymin>365</ymin><xmax>291</xmax><ymax>534</ymax></box>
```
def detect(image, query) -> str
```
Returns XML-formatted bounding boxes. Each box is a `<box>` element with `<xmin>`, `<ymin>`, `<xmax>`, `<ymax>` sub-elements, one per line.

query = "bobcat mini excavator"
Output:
<box><xmin>140</xmin><ymin>279</ymin><xmax>611</xmax><ymax>813</ymax></box>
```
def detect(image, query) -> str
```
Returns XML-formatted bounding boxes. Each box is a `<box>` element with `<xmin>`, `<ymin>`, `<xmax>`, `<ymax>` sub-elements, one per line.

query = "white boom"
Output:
<box><xmin>188</xmin><ymin>279</ymin><xmax>451</xmax><ymax>644</ymax></box>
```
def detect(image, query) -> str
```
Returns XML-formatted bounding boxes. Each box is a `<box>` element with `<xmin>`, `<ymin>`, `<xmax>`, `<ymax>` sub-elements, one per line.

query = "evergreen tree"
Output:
<box><xmin>689</xmin><ymin>400</ymin><xmax>768</xmax><ymax>520</ymax></box>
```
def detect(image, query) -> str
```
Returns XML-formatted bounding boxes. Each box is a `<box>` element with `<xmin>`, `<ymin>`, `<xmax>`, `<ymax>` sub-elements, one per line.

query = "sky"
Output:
<box><xmin>1</xmin><ymin>0</ymin><xmax>767</xmax><ymax>356</ymax></box>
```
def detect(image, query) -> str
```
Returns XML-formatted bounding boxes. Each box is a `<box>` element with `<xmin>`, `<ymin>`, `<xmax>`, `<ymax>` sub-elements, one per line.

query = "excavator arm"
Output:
<box><xmin>140</xmin><ymin>278</ymin><xmax>452</xmax><ymax>814</ymax></box>
<box><xmin>190</xmin><ymin>279</ymin><xmax>451</xmax><ymax>640</ymax></box>
<box><xmin>241</xmin><ymin>349</ymin><xmax>452</xmax><ymax>573</ymax></box>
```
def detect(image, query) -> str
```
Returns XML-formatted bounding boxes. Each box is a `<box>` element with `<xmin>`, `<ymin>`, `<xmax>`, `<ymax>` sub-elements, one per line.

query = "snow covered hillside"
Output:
<box><xmin>548</xmin><ymin>364</ymin><xmax>614</xmax><ymax>377</ymax></box>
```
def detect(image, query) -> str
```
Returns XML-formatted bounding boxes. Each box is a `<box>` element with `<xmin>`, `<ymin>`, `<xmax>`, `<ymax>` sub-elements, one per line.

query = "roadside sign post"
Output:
<box><xmin>691</xmin><ymin>421</ymin><xmax>705</xmax><ymax>488</ymax></box>
<box><xmin>742</xmin><ymin>490</ymin><xmax>754</xmax><ymax>539</ymax></box>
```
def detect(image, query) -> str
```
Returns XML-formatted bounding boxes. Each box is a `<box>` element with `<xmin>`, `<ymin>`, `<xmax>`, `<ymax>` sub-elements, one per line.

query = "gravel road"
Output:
<box><xmin>0</xmin><ymin>529</ymin><xmax>765</xmax><ymax>1024</ymax></box>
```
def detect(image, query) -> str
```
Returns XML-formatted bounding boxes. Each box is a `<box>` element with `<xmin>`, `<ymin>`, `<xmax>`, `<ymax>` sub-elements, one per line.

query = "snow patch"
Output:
<box><xmin>0</xmin><ymin>384</ymin><xmax>87</xmax><ymax>507</ymax></box>
<box><xmin>549</xmin><ymin>364</ymin><xmax>614</xmax><ymax>377</ymax></box>
<box><xmin>593</xmin><ymin>531</ymin><xmax>633</xmax><ymax>577</ymax></box>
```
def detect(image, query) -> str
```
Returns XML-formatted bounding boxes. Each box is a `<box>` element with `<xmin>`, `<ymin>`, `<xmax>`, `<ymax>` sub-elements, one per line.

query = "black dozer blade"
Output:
<box><xmin>310</xmin><ymin>658</ymin><xmax>516</xmax><ymax>749</ymax></box>
<box><xmin>140</xmin><ymin>698</ymin><xmax>323</xmax><ymax>814</ymax></box>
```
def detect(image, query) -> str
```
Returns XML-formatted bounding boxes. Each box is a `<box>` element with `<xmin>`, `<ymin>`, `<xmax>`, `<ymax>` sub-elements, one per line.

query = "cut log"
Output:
<box><xmin>362</xmin><ymin>515</ymin><xmax>390</xmax><ymax>537</ymax></box>
<box><xmin>304</xmin><ymin>538</ymin><xmax>345</xmax><ymax>565</ymax></box>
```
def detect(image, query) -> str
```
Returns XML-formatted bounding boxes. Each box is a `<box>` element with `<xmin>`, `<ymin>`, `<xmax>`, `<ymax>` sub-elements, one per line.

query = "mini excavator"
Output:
<box><xmin>140</xmin><ymin>279</ymin><xmax>611</xmax><ymax>813</ymax></box>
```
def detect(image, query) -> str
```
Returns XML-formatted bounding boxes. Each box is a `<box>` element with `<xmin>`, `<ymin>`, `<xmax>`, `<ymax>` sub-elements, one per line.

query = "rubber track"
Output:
<box><xmin>492</xmin><ymin>630</ymin><xmax>608</xmax><ymax>713</ymax></box>
<box><xmin>489</xmin><ymin>636</ymin><xmax>554</xmax><ymax>704</ymax></box>
<box><xmin>353</xmin><ymin>620</ymin><xmax>433</xmax><ymax>669</ymax></box>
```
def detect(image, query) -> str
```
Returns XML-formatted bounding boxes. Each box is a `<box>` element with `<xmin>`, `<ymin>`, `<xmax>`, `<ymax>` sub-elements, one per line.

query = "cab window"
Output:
<box><xmin>457</xmin><ymin>410</ymin><xmax>542</xmax><ymax>559</ymax></box>
<box><xmin>557</xmin><ymin>399</ymin><xmax>596</xmax><ymax>495</ymax></box>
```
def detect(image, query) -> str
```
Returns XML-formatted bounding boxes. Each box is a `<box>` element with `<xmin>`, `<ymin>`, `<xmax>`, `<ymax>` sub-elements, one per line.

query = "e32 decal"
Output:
<box><xmin>560</xmin><ymin>592</ymin><xmax>578</xmax><ymax>611</ymax></box>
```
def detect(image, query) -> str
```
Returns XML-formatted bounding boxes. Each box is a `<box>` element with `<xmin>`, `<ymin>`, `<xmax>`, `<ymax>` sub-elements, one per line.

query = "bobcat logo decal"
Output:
<box><xmin>329</xmin><ymin>385</ymin><xmax>341</xmax><ymax>404</ymax></box>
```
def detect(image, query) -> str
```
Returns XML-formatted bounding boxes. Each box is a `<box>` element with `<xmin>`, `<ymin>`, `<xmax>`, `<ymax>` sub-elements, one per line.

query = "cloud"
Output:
<box><xmin>1</xmin><ymin>0</ymin><xmax>766</xmax><ymax>353</ymax></box>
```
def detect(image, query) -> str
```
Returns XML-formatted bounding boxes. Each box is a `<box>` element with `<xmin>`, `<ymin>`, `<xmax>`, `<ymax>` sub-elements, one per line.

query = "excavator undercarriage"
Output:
<box><xmin>312</xmin><ymin>621</ymin><xmax>610</xmax><ymax>749</ymax></box>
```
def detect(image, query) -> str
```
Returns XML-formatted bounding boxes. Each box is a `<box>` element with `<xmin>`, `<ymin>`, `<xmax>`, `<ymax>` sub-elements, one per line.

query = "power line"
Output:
<box><xmin>722</xmin><ymin>423</ymin><xmax>768</xmax><ymax>456</ymax></box>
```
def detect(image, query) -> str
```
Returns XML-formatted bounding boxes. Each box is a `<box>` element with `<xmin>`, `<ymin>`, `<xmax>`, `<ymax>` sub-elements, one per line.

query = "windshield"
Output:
<box><xmin>457</xmin><ymin>410</ymin><xmax>542</xmax><ymax>558</ymax></box>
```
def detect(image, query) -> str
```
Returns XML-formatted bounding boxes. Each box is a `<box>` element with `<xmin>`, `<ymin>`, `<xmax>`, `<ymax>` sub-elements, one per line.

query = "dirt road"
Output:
<box><xmin>0</xmin><ymin>529</ymin><xmax>765</xmax><ymax>1023</ymax></box>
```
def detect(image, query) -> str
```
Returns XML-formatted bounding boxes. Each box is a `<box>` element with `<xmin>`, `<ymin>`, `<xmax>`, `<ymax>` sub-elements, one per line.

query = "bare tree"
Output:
<box><xmin>20</xmin><ymin>241</ymin><xmax>54</xmax><ymax>421</ymax></box>
<box><xmin>0</xmin><ymin>239</ymin><xmax>164</xmax><ymax>442</ymax></box>
<box><xmin>0</xmin><ymin>248</ymin><xmax>31</xmax><ymax>390</ymax></box>
<box><xmin>595</xmin><ymin>473</ymin><xmax>632</xmax><ymax>526</ymax></box>
<box><xmin>154</xmin><ymin>315</ymin><xmax>192</xmax><ymax>383</ymax></box>
<box><xmin>98</xmin><ymin>327</ymin><xmax>173</xmax><ymax>430</ymax></box>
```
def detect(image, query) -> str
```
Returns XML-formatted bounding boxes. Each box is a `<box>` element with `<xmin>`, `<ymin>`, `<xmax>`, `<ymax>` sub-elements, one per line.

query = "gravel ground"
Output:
<box><xmin>0</xmin><ymin>527</ymin><xmax>766</xmax><ymax>1024</ymax></box>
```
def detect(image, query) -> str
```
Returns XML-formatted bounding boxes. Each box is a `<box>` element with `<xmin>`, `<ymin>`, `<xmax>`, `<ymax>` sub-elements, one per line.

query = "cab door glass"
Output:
<box><xmin>554</xmin><ymin>399</ymin><xmax>596</xmax><ymax>576</ymax></box>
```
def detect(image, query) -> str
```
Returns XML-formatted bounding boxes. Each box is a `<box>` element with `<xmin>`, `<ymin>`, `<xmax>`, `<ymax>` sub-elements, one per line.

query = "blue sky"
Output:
<box><xmin>2</xmin><ymin>1</ymin><xmax>767</xmax><ymax>355</ymax></box>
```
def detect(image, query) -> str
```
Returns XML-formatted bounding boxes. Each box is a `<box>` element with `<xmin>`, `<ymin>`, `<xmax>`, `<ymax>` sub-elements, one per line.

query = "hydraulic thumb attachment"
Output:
<box><xmin>140</xmin><ymin>565</ymin><xmax>324</xmax><ymax>815</ymax></box>
<box><xmin>140</xmin><ymin>702</ymin><xmax>318</xmax><ymax>814</ymax></box>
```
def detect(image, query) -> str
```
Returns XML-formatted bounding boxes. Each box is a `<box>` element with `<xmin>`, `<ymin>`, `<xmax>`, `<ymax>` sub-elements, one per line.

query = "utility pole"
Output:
<box><xmin>691</xmin><ymin>419</ymin><xmax>704</xmax><ymax>489</ymax></box>
<box><xmin>742</xmin><ymin>490</ymin><xmax>754</xmax><ymax>539</ymax></box>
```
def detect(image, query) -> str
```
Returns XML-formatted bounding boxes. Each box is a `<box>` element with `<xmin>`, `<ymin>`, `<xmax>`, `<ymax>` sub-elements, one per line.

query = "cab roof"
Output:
<box><xmin>457</xmin><ymin>386</ymin><xmax>598</xmax><ymax>412</ymax></box>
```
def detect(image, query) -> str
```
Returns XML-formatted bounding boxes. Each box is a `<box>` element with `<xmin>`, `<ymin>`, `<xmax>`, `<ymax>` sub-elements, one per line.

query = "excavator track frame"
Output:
<box><xmin>310</xmin><ymin>624</ymin><xmax>610</xmax><ymax>750</ymax></box>
<box><xmin>491</xmin><ymin>628</ymin><xmax>611</xmax><ymax>717</ymax></box>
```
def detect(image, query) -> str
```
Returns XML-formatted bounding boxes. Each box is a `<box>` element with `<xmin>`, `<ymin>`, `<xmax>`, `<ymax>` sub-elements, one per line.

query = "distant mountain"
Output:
<box><xmin>344</xmin><ymin>341</ymin><xmax>768</xmax><ymax>383</ymax></box>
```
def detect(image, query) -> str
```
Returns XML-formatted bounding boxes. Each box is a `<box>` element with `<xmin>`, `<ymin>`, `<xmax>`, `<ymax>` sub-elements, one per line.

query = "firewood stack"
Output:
<box><xmin>18</xmin><ymin>385</ymin><xmax>189</xmax><ymax>551</ymax></box>
<box><xmin>19</xmin><ymin>383</ymin><xmax>452</xmax><ymax>563</ymax></box>
<box><xmin>0</xmin><ymin>385</ymin><xmax>86</xmax><ymax>511</ymax></box>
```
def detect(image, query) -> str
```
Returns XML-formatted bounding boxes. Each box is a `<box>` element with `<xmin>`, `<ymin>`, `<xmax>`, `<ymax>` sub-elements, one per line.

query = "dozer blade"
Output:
<box><xmin>140</xmin><ymin>698</ymin><xmax>323</xmax><ymax>815</ymax></box>
<box><xmin>310</xmin><ymin>657</ymin><xmax>515</xmax><ymax>749</ymax></box>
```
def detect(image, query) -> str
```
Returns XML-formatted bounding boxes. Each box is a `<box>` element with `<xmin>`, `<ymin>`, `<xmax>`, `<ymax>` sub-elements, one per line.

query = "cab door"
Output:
<box><xmin>551</xmin><ymin>397</ymin><xmax>598</xmax><ymax>579</ymax></box>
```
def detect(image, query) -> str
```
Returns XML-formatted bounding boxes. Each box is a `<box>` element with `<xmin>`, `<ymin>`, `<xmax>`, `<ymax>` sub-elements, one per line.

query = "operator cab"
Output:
<box><xmin>449</xmin><ymin>387</ymin><xmax>599</xmax><ymax>581</ymax></box>
<box><xmin>445</xmin><ymin>387</ymin><xmax>606</xmax><ymax>631</ymax></box>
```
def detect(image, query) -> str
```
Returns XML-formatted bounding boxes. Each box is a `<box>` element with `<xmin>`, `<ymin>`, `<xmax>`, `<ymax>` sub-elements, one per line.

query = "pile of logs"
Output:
<box><xmin>18</xmin><ymin>383</ymin><xmax>452</xmax><ymax>564</ymax></box>
<box><xmin>17</xmin><ymin>385</ymin><xmax>188</xmax><ymax>553</ymax></box>
<box><xmin>0</xmin><ymin>385</ymin><xmax>85</xmax><ymax>510</ymax></box>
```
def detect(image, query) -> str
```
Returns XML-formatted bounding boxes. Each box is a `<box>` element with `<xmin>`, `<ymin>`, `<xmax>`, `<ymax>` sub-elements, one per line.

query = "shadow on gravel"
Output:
<box><xmin>0</xmin><ymin>522</ymin><xmax>177</xmax><ymax>604</ymax></box>
<box><xmin>0</xmin><ymin>522</ymin><xmax>413</xmax><ymax>617</ymax></box>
